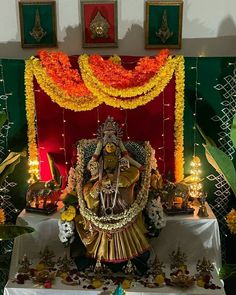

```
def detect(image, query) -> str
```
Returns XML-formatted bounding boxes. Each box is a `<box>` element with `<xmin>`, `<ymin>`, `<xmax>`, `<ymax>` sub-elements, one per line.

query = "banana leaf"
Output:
<box><xmin>0</xmin><ymin>151</ymin><xmax>26</xmax><ymax>186</ymax></box>
<box><xmin>0</xmin><ymin>112</ymin><xmax>7</xmax><ymax>130</ymax></box>
<box><xmin>196</xmin><ymin>124</ymin><xmax>216</xmax><ymax>146</ymax></box>
<box><xmin>47</xmin><ymin>153</ymin><xmax>62</xmax><ymax>187</ymax></box>
<box><xmin>204</xmin><ymin>144</ymin><xmax>236</xmax><ymax>196</ymax></box>
<box><xmin>230</xmin><ymin>114</ymin><xmax>236</xmax><ymax>149</ymax></box>
<box><xmin>0</xmin><ymin>225</ymin><xmax>34</xmax><ymax>240</ymax></box>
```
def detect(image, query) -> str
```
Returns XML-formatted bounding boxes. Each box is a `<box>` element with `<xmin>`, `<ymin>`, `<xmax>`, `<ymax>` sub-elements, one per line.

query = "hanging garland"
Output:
<box><xmin>86</xmin><ymin>49</ymin><xmax>169</xmax><ymax>89</ymax></box>
<box><xmin>174</xmin><ymin>56</ymin><xmax>185</xmax><ymax>182</ymax></box>
<box><xmin>25</xmin><ymin>51</ymin><xmax>185</xmax><ymax>182</ymax></box>
<box><xmin>24</xmin><ymin>60</ymin><xmax>40</xmax><ymax>182</ymax></box>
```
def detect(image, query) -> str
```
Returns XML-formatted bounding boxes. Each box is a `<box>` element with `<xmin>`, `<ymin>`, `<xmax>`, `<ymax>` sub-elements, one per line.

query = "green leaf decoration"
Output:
<box><xmin>219</xmin><ymin>263</ymin><xmax>236</xmax><ymax>280</ymax></box>
<box><xmin>47</xmin><ymin>153</ymin><xmax>62</xmax><ymax>187</ymax></box>
<box><xmin>204</xmin><ymin>144</ymin><xmax>236</xmax><ymax>196</ymax></box>
<box><xmin>0</xmin><ymin>151</ymin><xmax>26</xmax><ymax>186</ymax></box>
<box><xmin>0</xmin><ymin>225</ymin><xmax>34</xmax><ymax>240</ymax></box>
<box><xmin>196</xmin><ymin>124</ymin><xmax>216</xmax><ymax>146</ymax></box>
<box><xmin>230</xmin><ymin>114</ymin><xmax>236</xmax><ymax>149</ymax></box>
<box><xmin>0</xmin><ymin>112</ymin><xmax>7</xmax><ymax>130</ymax></box>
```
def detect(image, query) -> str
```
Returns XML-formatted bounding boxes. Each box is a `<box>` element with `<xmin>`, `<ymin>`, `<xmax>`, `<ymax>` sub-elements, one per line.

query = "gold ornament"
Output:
<box><xmin>156</xmin><ymin>10</ymin><xmax>173</xmax><ymax>44</ymax></box>
<box><xmin>30</xmin><ymin>9</ymin><xmax>47</xmax><ymax>42</ymax></box>
<box><xmin>90</xmin><ymin>11</ymin><xmax>110</xmax><ymax>39</ymax></box>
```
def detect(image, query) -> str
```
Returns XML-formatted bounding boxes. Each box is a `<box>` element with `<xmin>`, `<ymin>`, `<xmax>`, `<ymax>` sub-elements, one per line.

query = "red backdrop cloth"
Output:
<box><xmin>34</xmin><ymin>56</ymin><xmax>176</xmax><ymax>185</ymax></box>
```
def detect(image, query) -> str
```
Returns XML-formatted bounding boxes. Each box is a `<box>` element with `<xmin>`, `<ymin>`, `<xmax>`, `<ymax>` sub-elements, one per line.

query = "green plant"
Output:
<box><xmin>197</xmin><ymin>113</ymin><xmax>236</xmax><ymax>197</ymax></box>
<box><xmin>0</xmin><ymin>111</ymin><xmax>34</xmax><ymax>240</ymax></box>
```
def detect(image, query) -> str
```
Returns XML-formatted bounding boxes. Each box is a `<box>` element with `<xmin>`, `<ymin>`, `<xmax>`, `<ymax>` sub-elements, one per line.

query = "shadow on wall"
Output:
<box><xmin>1</xmin><ymin>14</ymin><xmax>236</xmax><ymax>58</ymax></box>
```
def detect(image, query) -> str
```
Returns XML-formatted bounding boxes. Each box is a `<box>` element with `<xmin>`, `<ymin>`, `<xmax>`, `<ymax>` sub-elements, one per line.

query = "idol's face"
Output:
<box><xmin>105</xmin><ymin>143</ymin><xmax>116</xmax><ymax>154</ymax></box>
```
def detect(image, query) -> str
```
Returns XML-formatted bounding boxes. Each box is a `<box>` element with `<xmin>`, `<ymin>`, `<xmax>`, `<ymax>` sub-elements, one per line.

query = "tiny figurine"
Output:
<box><xmin>198</xmin><ymin>193</ymin><xmax>209</xmax><ymax>217</ymax></box>
<box><xmin>169</xmin><ymin>247</ymin><xmax>187</xmax><ymax>271</ymax></box>
<box><xmin>39</xmin><ymin>246</ymin><xmax>55</xmax><ymax>268</ymax></box>
<box><xmin>57</xmin><ymin>252</ymin><xmax>73</xmax><ymax>274</ymax></box>
<box><xmin>122</xmin><ymin>260</ymin><xmax>137</xmax><ymax>276</ymax></box>
<box><xmin>18</xmin><ymin>254</ymin><xmax>31</xmax><ymax>273</ymax></box>
<box><xmin>195</xmin><ymin>257</ymin><xmax>221</xmax><ymax>289</ymax></box>
<box><xmin>169</xmin><ymin>247</ymin><xmax>194</xmax><ymax>288</ymax></box>
<box><xmin>94</xmin><ymin>257</ymin><xmax>102</xmax><ymax>274</ymax></box>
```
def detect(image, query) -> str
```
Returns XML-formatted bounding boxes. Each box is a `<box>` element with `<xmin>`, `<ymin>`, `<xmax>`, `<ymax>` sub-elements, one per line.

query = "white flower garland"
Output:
<box><xmin>58</xmin><ymin>218</ymin><xmax>75</xmax><ymax>244</ymax></box>
<box><xmin>73</xmin><ymin>139</ymin><xmax>153</xmax><ymax>231</ymax></box>
<box><xmin>146</xmin><ymin>197</ymin><xmax>166</xmax><ymax>229</ymax></box>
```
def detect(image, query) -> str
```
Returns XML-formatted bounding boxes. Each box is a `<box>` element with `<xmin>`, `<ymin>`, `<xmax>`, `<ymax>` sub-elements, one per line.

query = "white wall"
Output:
<box><xmin>0</xmin><ymin>0</ymin><xmax>236</xmax><ymax>59</ymax></box>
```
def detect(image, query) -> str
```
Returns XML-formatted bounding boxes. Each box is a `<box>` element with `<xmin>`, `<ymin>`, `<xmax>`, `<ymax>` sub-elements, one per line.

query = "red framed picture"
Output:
<box><xmin>81</xmin><ymin>0</ymin><xmax>118</xmax><ymax>48</ymax></box>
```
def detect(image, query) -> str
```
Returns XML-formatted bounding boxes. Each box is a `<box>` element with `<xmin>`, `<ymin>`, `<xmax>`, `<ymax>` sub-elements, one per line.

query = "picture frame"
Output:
<box><xmin>81</xmin><ymin>0</ymin><xmax>118</xmax><ymax>48</ymax></box>
<box><xmin>145</xmin><ymin>1</ymin><xmax>183</xmax><ymax>49</ymax></box>
<box><xmin>19</xmin><ymin>1</ymin><xmax>57</xmax><ymax>48</ymax></box>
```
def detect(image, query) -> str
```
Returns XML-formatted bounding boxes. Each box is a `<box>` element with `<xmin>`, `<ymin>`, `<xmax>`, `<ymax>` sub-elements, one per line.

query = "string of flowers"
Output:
<box><xmin>79</xmin><ymin>56</ymin><xmax>182</xmax><ymax>109</ymax></box>
<box><xmin>174</xmin><ymin>55</ymin><xmax>185</xmax><ymax>182</ymax></box>
<box><xmin>85</xmin><ymin>49</ymin><xmax>169</xmax><ymax>90</ymax></box>
<box><xmin>24</xmin><ymin>60</ymin><xmax>40</xmax><ymax>182</ymax></box>
<box><xmin>79</xmin><ymin>54</ymin><xmax>174</xmax><ymax>99</ymax></box>
<box><xmin>30</xmin><ymin>57</ymin><xmax>99</xmax><ymax>111</ymax></box>
<box><xmin>39</xmin><ymin>50</ymin><xmax>91</xmax><ymax>97</ymax></box>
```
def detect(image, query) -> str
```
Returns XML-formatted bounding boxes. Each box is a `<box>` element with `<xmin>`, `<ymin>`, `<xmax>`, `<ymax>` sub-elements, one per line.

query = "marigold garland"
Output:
<box><xmin>174</xmin><ymin>56</ymin><xmax>185</xmax><ymax>182</ymax></box>
<box><xmin>79</xmin><ymin>54</ymin><xmax>173</xmax><ymax>98</ymax></box>
<box><xmin>87</xmin><ymin>49</ymin><xmax>169</xmax><ymax>89</ymax></box>
<box><xmin>0</xmin><ymin>208</ymin><xmax>6</xmax><ymax>224</ymax></box>
<box><xmin>25</xmin><ymin>51</ymin><xmax>185</xmax><ymax>182</ymax></box>
<box><xmin>24</xmin><ymin>60</ymin><xmax>40</xmax><ymax>182</ymax></box>
<box><xmin>226</xmin><ymin>209</ymin><xmax>236</xmax><ymax>234</ymax></box>
<box><xmin>39</xmin><ymin>50</ymin><xmax>91</xmax><ymax>97</ymax></box>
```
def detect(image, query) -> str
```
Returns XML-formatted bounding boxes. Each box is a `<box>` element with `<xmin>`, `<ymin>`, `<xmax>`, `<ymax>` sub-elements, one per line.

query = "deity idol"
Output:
<box><xmin>59</xmin><ymin>117</ymin><xmax>165</xmax><ymax>269</ymax></box>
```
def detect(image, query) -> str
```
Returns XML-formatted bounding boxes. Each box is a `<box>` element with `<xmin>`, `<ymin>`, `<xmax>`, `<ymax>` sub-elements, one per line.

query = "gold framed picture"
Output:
<box><xmin>19</xmin><ymin>1</ymin><xmax>57</xmax><ymax>48</ymax></box>
<box><xmin>81</xmin><ymin>0</ymin><xmax>118</xmax><ymax>48</ymax></box>
<box><xmin>145</xmin><ymin>1</ymin><xmax>183</xmax><ymax>49</ymax></box>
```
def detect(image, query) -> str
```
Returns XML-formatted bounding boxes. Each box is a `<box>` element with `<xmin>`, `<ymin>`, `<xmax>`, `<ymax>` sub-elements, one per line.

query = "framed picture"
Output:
<box><xmin>145</xmin><ymin>1</ymin><xmax>183</xmax><ymax>49</ymax></box>
<box><xmin>81</xmin><ymin>0</ymin><xmax>118</xmax><ymax>48</ymax></box>
<box><xmin>19</xmin><ymin>1</ymin><xmax>57</xmax><ymax>48</ymax></box>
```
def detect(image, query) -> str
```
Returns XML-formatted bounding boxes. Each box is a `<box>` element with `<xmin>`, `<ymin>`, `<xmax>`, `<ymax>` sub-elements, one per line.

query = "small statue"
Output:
<box><xmin>169</xmin><ymin>247</ymin><xmax>187</xmax><ymax>272</ymax></box>
<box><xmin>196</xmin><ymin>257</ymin><xmax>214</xmax><ymax>277</ymax></box>
<box><xmin>198</xmin><ymin>193</ymin><xmax>209</xmax><ymax>217</ymax></box>
<box><xmin>122</xmin><ymin>260</ymin><xmax>137</xmax><ymax>276</ymax></box>
<box><xmin>39</xmin><ymin>246</ymin><xmax>55</xmax><ymax>268</ymax></box>
<box><xmin>94</xmin><ymin>257</ymin><xmax>102</xmax><ymax>274</ymax></box>
<box><xmin>148</xmin><ymin>255</ymin><xmax>165</xmax><ymax>276</ymax></box>
<box><xmin>18</xmin><ymin>254</ymin><xmax>31</xmax><ymax>273</ymax></box>
<box><xmin>57</xmin><ymin>253</ymin><xmax>73</xmax><ymax>274</ymax></box>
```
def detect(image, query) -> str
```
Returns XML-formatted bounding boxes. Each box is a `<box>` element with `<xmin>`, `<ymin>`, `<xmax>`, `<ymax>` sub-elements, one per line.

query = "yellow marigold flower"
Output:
<box><xmin>60</xmin><ymin>206</ymin><xmax>76</xmax><ymax>222</ymax></box>
<box><xmin>108</xmin><ymin>54</ymin><xmax>121</xmax><ymax>64</ymax></box>
<box><xmin>226</xmin><ymin>209</ymin><xmax>236</xmax><ymax>234</ymax></box>
<box><xmin>0</xmin><ymin>208</ymin><xmax>6</xmax><ymax>224</ymax></box>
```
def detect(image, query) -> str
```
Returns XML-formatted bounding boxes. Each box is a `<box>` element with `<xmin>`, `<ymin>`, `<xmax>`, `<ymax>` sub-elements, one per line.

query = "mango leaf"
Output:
<box><xmin>47</xmin><ymin>153</ymin><xmax>62</xmax><ymax>187</ymax></box>
<box><xmin>0</xmin><ymin>112</ymin><xmax>7</xmax><ymax>130</ymax></box>
<box><xmin>196</xmin><ymin>124</ymin><xmax>216</xmax><ymax>146</ymax></box>
<box><xmin>204</xmin><ymin>144</ymin><xmax>236</xmax><ymax>196</ymax></box>
<box><xmin>0</xmin><ymin>225</ymin><xmax>34</xmax><ymax>240</ymax></box>
<box><xmin>0</xmin><ymin>151</ymin><xmax>26</xmax><ymax>186</ymax></box>
<box><xmin>230</xmin><ymin>114</ymin><xmax>236</xmax><ymax>149</ymax></box>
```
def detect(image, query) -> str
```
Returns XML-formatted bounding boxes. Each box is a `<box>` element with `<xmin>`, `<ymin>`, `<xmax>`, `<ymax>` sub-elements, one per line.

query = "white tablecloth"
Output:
<box><xmin>4</xmin><ymin>203</ymin><xmax>225</xmax><ymax>295</ymax></box>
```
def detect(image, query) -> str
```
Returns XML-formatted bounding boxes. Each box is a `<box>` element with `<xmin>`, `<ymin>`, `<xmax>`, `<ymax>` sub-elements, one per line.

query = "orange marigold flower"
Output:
<box><xmin>0</xmin><ymin>208</ymin><xmax>6</xmax><ymax>224</ymax></box>
<box><xmin>226</xmin><ymin>209</ymin><xmax>236</xmax><ymax>234</ymax></box>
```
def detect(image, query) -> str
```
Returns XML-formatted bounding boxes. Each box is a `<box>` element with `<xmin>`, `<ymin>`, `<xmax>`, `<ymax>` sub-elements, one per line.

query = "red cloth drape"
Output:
<box><xmin>34</xmin><ymin>56</ymin><xmax>176</xmax><ymax>185</ymax></box>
